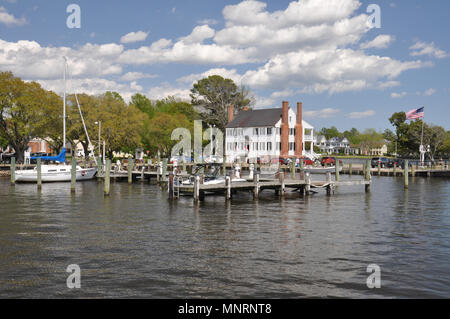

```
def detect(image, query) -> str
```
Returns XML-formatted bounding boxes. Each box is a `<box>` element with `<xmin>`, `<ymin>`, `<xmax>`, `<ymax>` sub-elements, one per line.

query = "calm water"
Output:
<box><xmin>0</xmin><ymin>175</ymin><xmax>449</xmax><ymax>298</ymax></box>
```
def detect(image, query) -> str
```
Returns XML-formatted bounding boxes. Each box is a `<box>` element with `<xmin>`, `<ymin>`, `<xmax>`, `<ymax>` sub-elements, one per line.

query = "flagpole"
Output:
<box><xmin>420</xmin><ymin>106</ymin><xmax>425</xmax><ymax>166</ymax></box>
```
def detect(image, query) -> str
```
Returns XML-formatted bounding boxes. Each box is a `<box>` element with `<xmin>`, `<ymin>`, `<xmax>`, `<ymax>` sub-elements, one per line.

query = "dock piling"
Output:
<box><xmin>365</xmin><ymin>159</ymin><xmax>371</xmax><ymax>193</ymax></box>
<box><xmin>326</xmin><ymin>172</ymin><xmax>332</xmax><ymax>195</ymax></box>
<box><xmin>335</xmin><ymin>160</ymin><xmax>340</xmax><ymax>181</ymax></box>
<box><xmin>349</xmin><ymin>163</ymin><xmax>352</xmax><ymax>176</ymax></box>
<box><xmin>37</xmin><ymin>158</ymin><xmax>42</xmax><ymax>189</ymax></box>
<box><xmin>71</xmin><ymin>157</ymin><xmax>76</xmax><ymax>193</ymax></box>
<box><xmin>104</xmin><ymin>159</ymin><xmax>111</xmax><ymax>196</ymax></box>
<box><xmin>305</xmin><ymin>172</ymin><xmax>311</xmax><ymax>195</ymax></box>
<box><xmin>225</xmin><ymin>175</ymin><xmax>231</xmax><ymax>200</ymax></box>
<box><xmin>168</xmin><ymin>173</ymin><xmax>174</xmax><ymax>199</ymax></box>
<box><xmin>10</xmin><ymin>157</ymin><xmax>15</xmax><ymax>185</ymax></box>
<box><xmin>161</xmin><ymin>158</ymin><xmax>168</xmax><ymax>182</ymax></box>
<box><xmin>127</xmin><ymin>158</ymin><xmax>133</xmax><ymax>184</ymax></box>
<box><xmin>253</xmin><ymin>173</ymin><xmax>260</xmax><ymax>200</ymax></box>
<box><xmin>404</xmin><ymin>160</ymin><xmax>409</xmax><ymax>189</ymax></box>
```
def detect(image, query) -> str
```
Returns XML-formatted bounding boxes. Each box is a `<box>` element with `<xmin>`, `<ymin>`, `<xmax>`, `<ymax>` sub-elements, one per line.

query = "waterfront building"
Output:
<box><xmin>225</xmin><ymin>101</ymin><xmax>318</xmax><ymax>163</ymax></box>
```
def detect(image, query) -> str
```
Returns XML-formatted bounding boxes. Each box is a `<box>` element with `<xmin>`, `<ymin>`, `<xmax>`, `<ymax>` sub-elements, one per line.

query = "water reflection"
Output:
<box><xmin>0</xmin><ymin>176</ymin><xmax>449</xmax><ymax>298</ymax></box>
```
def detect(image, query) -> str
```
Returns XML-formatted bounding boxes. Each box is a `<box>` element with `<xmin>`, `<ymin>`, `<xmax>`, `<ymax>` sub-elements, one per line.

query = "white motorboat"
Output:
<box><xmin>15</xmin><ymin>165</ymin><xmax>97</xmax><ymax>182</ymax></box>
<box><xmin>15</xmin><ymin>57</ymin><xmax>97</xmax><ymax>183</ymax></box>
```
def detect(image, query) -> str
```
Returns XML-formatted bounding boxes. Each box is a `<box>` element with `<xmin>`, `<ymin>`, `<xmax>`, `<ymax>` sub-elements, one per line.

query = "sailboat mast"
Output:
<box><xmin>63</xmin><ymin>56</ymin><xmax>67</xmax><ymax>150</ymax></box>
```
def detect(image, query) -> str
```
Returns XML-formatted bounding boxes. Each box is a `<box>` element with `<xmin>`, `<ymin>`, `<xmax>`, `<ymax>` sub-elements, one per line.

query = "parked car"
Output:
<box><xmin>320</xmin><ymin>157</ymin><xmax>342</xmax><ymax>166</ymax></box>
<box><xmin>371</xmin><ymin>157</ymin><xmax>390</xmax><ymax>168</ymax></box>
<box><xmin>389</xmin><ymin>158</ymin><xmax>406</xmax><ymax>169</ymax></box>
<box><xmin>301</xmin><ymin>157</ymin><xmax>314</xmax><ymax>166</ymax></box>
<box><xmin>0</xmin><ymin>152</ymin><xmax>16</xmax><ymax>164</ymax></box>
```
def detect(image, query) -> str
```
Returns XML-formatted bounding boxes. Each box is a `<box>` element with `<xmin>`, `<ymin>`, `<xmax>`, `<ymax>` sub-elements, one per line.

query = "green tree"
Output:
<box><xmin>141</xmin><ymin>112</ymin><xmax>192</xmax><ymax>157</ymax></box>
<box><xmin>0</xmin><ymin>72</ymin><xmax>59</xmax><ymax>162</ymax></box>
<box><xmin>130</xmin><ymin>93</ymin><xmax>155</xmax><ymax>118</ymax></box>
<box><xmin>190</xmin><ymin>75</ymin><xmax>253</xmax><ymax>130</ymax></box>
<box><xmin>320</xmin><ymin>126</ymin><xmax>342</xmax><ymax>139</ymax></box>
<box><xmin>96</xmin><ymin>93</ymin><xmax>144</xmax><ymax>158</ymax></box>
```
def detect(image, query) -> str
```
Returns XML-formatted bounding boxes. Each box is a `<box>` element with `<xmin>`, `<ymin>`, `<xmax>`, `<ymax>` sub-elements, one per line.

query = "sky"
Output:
<box><xmin>0</xmin><ymin>0</ymin><xmax>449</xmax><ymax>132</ymax></box>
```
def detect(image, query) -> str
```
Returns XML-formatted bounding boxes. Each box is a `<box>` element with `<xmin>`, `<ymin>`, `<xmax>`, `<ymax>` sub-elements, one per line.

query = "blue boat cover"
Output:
<box><xmin>30</xmin><ymin>148</ymin><xmax>66</xmax><ymax>163</ymax></box>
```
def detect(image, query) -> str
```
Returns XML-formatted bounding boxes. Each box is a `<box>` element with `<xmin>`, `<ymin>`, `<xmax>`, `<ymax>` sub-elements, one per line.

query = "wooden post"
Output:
<box><xmin>194</xmin><ymin>175</ymin><xmax>200</xmax><ymax>202</ymax></box>
<box><xmin>305</xmin><ymin>172</ymin><xmax>311</xmax><ymax>195</ymax></box>
<box><xmin>411</xmin><ymin>164</ymin><xmax>416</xmax><ymax>177</ymax></box>
<box><xmin>71</xmin><ymin>157</ymin><xmax>76</xmax><ymax>193</ymax></box>
<box><xmin>97</xmin><ymin>156</ymin><xmax>102</xmax><ymax>179</ymax></box>
<box><xmin>141</xmin><ymin>166</ymin><xmax>145</xmax><ymax>183</ymax></box>
<box><xmin>183</xmin><ymin>158</ymin><xmax>187</xmax><ymax>173</ymax></box>
<box><xmin>168</xmin><ymin>173</ymin><xmax>174</xmax><ymax>199</ymax></box>
<box><xmin>365</xmin><ymin>159</ymin><xmax>371</xmax><ymax>193</ymax></box>
<box><xmin>10</xmin><ymin>157</ymin><xmax>15</xmax><ymax>185</ymax></box>
<box><xmin>393</xmin><ymin>163</ymin><xmax>397</xmax><ymax>177</ymax></box>
<box><xmin>278</xmin><ymin>170</ymin><xmax>285</xmax><ymax>196</ymax></box>
<box><xmin>349</xmin><ymin>163</ymin><xmax>352</xmax><ymax>176</ymax></box>
<box><xmin>104</xmin><ymin>159</ymin><xmax>111</xmax><ymax>196</ymax></box>
<box><xmin>326</xmin><ymin>172</ymin><xmax>332</xmax><ymax>195</ymax></box>
<box><xmin>378</xmin><ymin>161</ymin><xmax>381</xmax><ymax>176</ymax></box>
<box><xmin>404</xmin><ymin>160</ymin><xmax>409</xmax><ymax>189</ymax></box>
<box><xmin>290</xmin><ymin>159</ymin><xmax>295</xmax><ymax>180</ymax></box>
<box><xmin>222</xmin><ymin>157</ymin><xmax>226</xmax><ymax>176</ymax></box>
<box><xmin>253</xmin><ymin>173</ymin><xmax>260</xmax><ymax>199</ymax></box>
<box><xmin>225</xmin><ymin>175</ymin><xmax>231</xmax><ymax>200</ymax></box>
<box><xmin>335</xmin><ymin>159</ymin><xmax>340</xmax><ymax>181</ymax></box>
<box><xmin>37</xmin><ymin>158</ymin><xmax>42</xmax><ymax>189</ymax></box>
<box><xmin>162</xmin><ymin>158</ymin><xmax>168</xmax><ymax>182</ymax></box>
<box><xmin>128</xmin><ymin>158</ymin><xmax>133</xmax><ymax>184</ymax></box>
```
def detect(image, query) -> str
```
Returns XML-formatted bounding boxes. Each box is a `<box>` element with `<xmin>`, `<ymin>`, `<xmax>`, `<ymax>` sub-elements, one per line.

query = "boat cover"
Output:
<box><xmin>30</xmin><ymin>148</ymin><xmax>66</xmax><ymax>163</ymax></box>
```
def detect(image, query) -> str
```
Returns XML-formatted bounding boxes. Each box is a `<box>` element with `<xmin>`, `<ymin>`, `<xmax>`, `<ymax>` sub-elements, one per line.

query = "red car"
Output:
<box><xmin>320</xmin><ymin>157</ymin><xmax>343</xmax><ymax>166</ymax></box>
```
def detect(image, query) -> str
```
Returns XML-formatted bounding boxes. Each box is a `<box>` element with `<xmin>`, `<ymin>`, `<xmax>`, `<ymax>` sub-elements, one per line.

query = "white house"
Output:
<box><xmin>314</xmin><ymin>135</ymin><xmax>351</xmax><ymax>154</ymax></box>
<box><xmin>225</xmin><ymin>101</ymin><xmax>318</xmax><ymax>163</ymax></box>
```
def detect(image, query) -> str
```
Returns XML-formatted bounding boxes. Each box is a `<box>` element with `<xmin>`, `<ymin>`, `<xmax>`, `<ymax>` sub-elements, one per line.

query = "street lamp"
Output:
<box><xmin>95</xmin><ymin>121</ymin><xmax>101</xmax><ymax>160</ymax></box>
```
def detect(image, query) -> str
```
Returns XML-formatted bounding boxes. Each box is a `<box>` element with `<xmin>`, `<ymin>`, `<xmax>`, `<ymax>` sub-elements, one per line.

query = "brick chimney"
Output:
<box><xmin>280</xmin><ymin>101</ymin><xmax>289</xmax><ymax>158</ymax></box>
<box><xmin>227</xmin><ymin>105</ymin><xmax>234</xmax><ymax>123</ymax></box>
<box><xmin>295</xmin><ymin>102</ymin><xmax>303</xmax><ymax>157</ymax></box>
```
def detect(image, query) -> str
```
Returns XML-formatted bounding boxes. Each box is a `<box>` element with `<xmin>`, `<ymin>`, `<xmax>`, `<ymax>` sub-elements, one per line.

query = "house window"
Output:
<box><xmin>253</xmin><ymin>128</ymin><xmax>259</xmax><ymax>136</ymax></box>
<box><xmin>260</xmin><ymin>127</ymin><xmax>265</xmax><ymax>135</ymax></box>
<box><xmin>276</xmin><ymin>128</ymin><xmax>281</xmax><ymax>135</ymax></box>
<box><xmin>260</xmin><ymin>142</ymin><xmax>265</xmax><ymax>151</ymax></box>
<box><xmin>267</xmin><ymin>142</ymin><xmax>272</xmax><ymax>151</ymax></box>
<box><xmin>267</xmin><ymin>127</ymin><xmax>272</xmax><ymax>135</ymax></box>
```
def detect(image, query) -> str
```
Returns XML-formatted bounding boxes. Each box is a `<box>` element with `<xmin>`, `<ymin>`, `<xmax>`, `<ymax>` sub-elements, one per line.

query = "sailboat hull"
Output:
<box><xmin>15</xmin><ymin>166</ymin><xmax>97</xmax><ymax>183</ymax></box>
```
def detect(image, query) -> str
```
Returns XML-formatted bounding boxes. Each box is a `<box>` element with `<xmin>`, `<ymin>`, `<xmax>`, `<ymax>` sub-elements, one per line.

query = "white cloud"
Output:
<box><xmin>121</xmin><ymin>72</ymin><xmax>158</xmax><ymax>81</ymax></box>
<box><xmin>177</xmin><ymin>68</ymin><xmax>242</xmax><ymax>85</ymax></box>
<box><xmin>348</xmin><ymin>110</ymin><xmax>375</xmax><ymax>118</ymax></box>
<box><xmin>120</xmin><ymin>31</ymin><xmax>149</xmax><ymax>44</ymax></box>
<box><xmin>423</xmin><ymin>88</ymin><xmax>436</xmax><ymax>96</ymax></box>
<box><xmin>0</xmin><ymin>39</ymin><xmax>124</xmax><ymax>79</ymax></box>
<box><xmin>409</xmin><ymin>41</ymin><xmax>448</xmax><ymax>59</ymax></box>
<box><xmin>0</xmin><ymin>6</ymin><xmax>26</xmax><ymax>26</ymax></box>
<box><xmin>391</xmin><ymin>92</ymin><xmax>407</xmax><ymax>98</ymax></box>
<box><xmin>360</xmin><ymin>35</ymin><xmax>395</xmax><ymax>49</ymax></box>
<box><xmin>304</xmin><ymin>108</ymin><xmax>340</xmax><ymax>118</ymax></box>
<box><xmin>147</xmin><ymin>83</ymin><xmax>191</xmax><ymax>101</ymax></box>
<box><xmin>242</xmin><ymin>48</ymin><xmax>426</xmax><ymax>93</ymax></box>
<box><xmin>270</xmin><ymin>90</ymin><xmax>295</xmax><ymax>98</ymax></box>
<box><xmin>197</xmin><ymin>18</ymin><xmax>219</xmax><ymax>25</ymax></box>
<box><xmin>255</xmin><ymin>96</ymin><xmax>275</xmax><ymax>108</ymax></box>
<box><xmin>180</xmin><ymin>25</ymin><xmax>215</xmax><ymax>44</ymax></box>
<box><xmin>36</xmin><ymin>78</ymin><xmax>139</xmax><ymax>102</ymax></box>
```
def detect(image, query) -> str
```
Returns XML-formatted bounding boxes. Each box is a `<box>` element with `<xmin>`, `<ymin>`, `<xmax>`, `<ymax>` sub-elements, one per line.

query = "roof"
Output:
<box><xmin>226</xmin><ymin>108</ymin><xmax>315</xmax><ymax>129</ymax></box>
<box><xmin>226</xmin><ymin>108</ymin><xmax>282</xmax><ymax>128</ymax></box>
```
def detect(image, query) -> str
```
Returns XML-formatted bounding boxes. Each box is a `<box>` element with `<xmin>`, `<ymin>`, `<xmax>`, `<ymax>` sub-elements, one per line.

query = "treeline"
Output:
<box><xmin>319</xmin><ymin>117</ymin><xmax>450</xmax><ymax>159</ymax></box>
<box><xmin>0</xmin><ymin>72</ymin><xmax>252</xmax><ymax>162</ymax></box>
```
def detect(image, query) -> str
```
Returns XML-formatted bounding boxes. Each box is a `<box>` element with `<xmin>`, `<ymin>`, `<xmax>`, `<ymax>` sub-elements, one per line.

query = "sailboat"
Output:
<box><xmin>15</xmin><ymin>57</ymin><xmax>97</xmax><ymax>183</ymax></box>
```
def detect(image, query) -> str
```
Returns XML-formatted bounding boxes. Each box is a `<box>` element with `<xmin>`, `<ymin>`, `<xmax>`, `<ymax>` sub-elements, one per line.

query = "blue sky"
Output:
<box><xmin>1</xmin><ymin>0</ymin><xmax>449</xmax><ymax>132</ymax></box>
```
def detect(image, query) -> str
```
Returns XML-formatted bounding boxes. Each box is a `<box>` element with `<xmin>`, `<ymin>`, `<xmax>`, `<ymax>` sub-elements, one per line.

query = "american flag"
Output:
<box><xmin>406</xmin><ymin>107</ymin><xmax>424</xmax><ymax>120</ymax></box>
